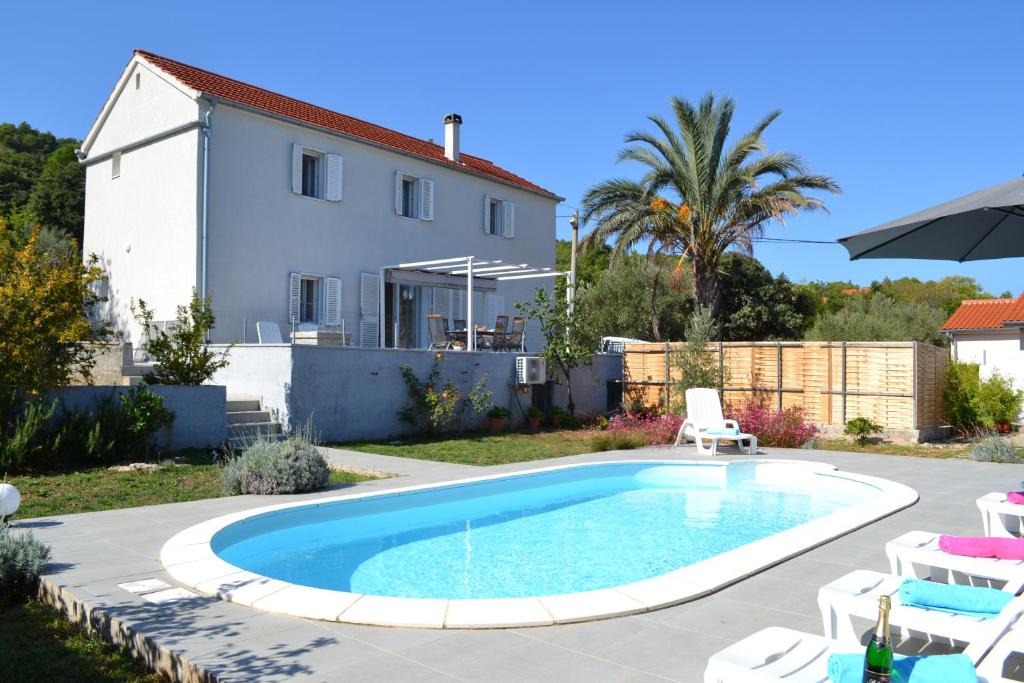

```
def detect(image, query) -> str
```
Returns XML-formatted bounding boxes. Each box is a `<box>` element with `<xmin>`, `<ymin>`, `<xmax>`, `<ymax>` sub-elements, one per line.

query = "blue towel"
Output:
<box><xmin>827</xmin><ymin>652</ymin><xmax>976</xmax><ymax>683</ymax></box>
<box><xmin>898</xmin><ymin>578</ymin><xmax>1012</xmax><ymax>619</ymax></box>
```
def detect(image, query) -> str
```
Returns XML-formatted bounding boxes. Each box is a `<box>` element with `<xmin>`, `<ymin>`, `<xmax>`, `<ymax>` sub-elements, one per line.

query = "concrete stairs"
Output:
<box><xmin>226</xmin><ymin>396</ymin><xmax>282</xmax><ymax>450</ymax></box>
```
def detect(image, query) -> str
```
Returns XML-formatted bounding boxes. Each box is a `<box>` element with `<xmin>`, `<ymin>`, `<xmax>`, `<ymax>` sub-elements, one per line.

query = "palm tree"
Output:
<box><xmin>581</xmin><ymin>93</ymin><xmax>839</xmax><ymax>321</ymax></box>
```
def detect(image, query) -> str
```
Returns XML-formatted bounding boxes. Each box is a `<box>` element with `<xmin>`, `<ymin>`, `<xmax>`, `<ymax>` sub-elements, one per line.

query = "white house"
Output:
<box><xmin>79</xmin><ymin>49</ymin><xmax>561</xmax><ymax>349</ymax></box>
<box><xmin>942</xmin><ymin>294</ymin><xmax>1024</xmax><ymax>395</ymax></box>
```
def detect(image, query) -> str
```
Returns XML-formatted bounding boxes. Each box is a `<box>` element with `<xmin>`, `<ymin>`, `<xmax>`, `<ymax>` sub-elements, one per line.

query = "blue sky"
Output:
<box><xmin>3</xmin><ymin>1</ymin><xmax>1022</xmax><ymax>294</ymax></box>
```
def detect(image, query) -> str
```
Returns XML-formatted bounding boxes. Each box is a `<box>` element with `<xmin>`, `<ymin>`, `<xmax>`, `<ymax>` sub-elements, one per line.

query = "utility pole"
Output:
<box><xmin>568</xmin><ymin>210</ymin><xmax>579</xmax><ymax>315</ymax></box>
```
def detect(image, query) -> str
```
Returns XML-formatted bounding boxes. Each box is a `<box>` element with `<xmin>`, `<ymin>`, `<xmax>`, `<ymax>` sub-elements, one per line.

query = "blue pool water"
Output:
<box><xmin>213</xmin><ymin>462</ymin><xmax>880</xmax><ymax>599</ymax></box>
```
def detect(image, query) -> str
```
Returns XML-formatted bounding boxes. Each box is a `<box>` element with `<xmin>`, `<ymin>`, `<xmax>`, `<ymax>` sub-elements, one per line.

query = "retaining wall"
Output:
<box><xmin>58</xmin><ymin>385</ymin><xmax>226</xmax><ymax>450</ymax></box>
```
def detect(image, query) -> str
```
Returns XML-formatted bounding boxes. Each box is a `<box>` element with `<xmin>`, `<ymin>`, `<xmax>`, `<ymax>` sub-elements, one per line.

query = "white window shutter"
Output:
<box><xmin>420</xmin><ymin>178</ymin><xmax>434</xmax><ymax>221</ymax></box>
<box><xmin>483</xmin><ymin>194</ymin><xmax>492</xmax><ymax>233</ymax></box>
<box><xmin>485</xmin><ymin>294</ymin><xmax>505</xmax><ymax>326</ymax></box>
<box><xmin>394</xmin><ymin>171</ymin><xmax>404</xmax><ymax>214</ymax></box>
<box><xmin>291</xmin><ymin>144</ymin><xmax>303</xmax><ymax>194</ymax></box>
<box><xmin>324</xmin><ymin>276</ymin><xmax>342</xmax><ymax>325</ymax></box>
<box><xmin>325</xmin><ymin>154</ymin><xmax>342</xmax><ymax>201</ymax></box>
<box><xmin>359</xmin><ymin>272</ymin><xmax>381</xmax><ymax>347</ymax></box>
<box><xmin>503</xmin><ymin>200</ymin><xmax>515</xmax><ymax>238</ymax></box>
<box><xmin>432</xmin><ymin>288</ymin><xmax>450</xmax><ymax>318</ymax></box>
<box><xmin>288</xmin><ymin>272</ymin><xmax>301</xmax><ymax>323</ymax></box>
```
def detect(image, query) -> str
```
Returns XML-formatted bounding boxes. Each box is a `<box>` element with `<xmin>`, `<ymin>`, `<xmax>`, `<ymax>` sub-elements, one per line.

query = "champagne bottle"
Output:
<box><xmin>862</xmin><ymin>595</ymin><xmax>894</xmax><ymax>682</ymax></box>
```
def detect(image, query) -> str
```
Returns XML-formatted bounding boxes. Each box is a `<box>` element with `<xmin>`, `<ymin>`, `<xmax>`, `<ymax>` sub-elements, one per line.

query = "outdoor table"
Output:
<box><xmin>448</xmin><ymin>329</ymin><xmax>495</xmax><ymax>349</ymax></box>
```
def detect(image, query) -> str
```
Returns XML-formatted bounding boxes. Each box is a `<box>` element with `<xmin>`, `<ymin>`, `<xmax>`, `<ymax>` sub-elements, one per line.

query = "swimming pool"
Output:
<box><xmin>162</xmin><ymin>459</ymin><xmax>917</xmax><ymax>628</ymax></box>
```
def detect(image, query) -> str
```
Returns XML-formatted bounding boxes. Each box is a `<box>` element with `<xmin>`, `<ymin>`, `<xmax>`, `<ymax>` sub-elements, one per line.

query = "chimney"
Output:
<box><xmin>444</xmin><ymin>113</ymin><xmax>462</xmax><ymax>163</ymax></box>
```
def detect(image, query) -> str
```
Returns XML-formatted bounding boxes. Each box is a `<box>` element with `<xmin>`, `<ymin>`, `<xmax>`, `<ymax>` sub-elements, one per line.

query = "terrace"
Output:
<box><xmin>19</xmin><ymin>444</ymin><xmax>1024</xmax><ymax>681</ymax></box>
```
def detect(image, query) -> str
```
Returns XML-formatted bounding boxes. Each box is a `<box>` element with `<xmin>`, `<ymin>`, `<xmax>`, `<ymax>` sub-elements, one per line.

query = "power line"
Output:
<box><xmin>752</xmin><ymin>237</ymin><xmax>837</xmax><ymax>245</ymax></box>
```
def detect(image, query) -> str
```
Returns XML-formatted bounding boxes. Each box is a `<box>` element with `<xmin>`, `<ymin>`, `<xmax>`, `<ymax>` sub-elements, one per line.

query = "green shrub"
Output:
<box><xmin>133</xmin><ymin>289</ymin><xmax>229</xmax><ymax>385</ymax></box>
<box><xmin>944</xmin><ymin>362</ymin><xmax>982</xmax><ymax>435</ymax></box>
<box><xmin>971</xmin><ymin>436</ymin><xmax>1023</xmax><ymax>464</ymax></box>
<box><xmin>590</xmin><ymin>432</ymin><xmax>648</xmax><ymax>452</ymax></box>
<box><xmin>527</xmin><ymin>405</ymin><xmax>543</xmax><ymax>419</ymax></box>
<box><xmin>844</xmin><ymin>416</ymin><xmax>884</xmax><ymax>446</ymax></box>
<box><xmin>670</xmin><ymin>309</ymin><xmax>722</xmax><ymax>414</ymax></box>
<box><xmin>54</xmin><ymin>387</ymin><xmax>174</xmax><ymax>466</ymax></box>
<box><xmin>975</xmin><ymin>372</ymin><xmax>1024</xmax><ymax>427</ymax></box>
<box><xmin>222</xmin><ymin>427</ymin><xmax>330</xmax><ymax>495</ymax></box>
<box><xmin>487</xmin><ymin>406</ymin><xmax>510</xmax><ymax>419</ymax></box>
<box><xmin>397</xmin><ymin>354</ymin><xmax>491</xmax><ymax>434</ymax></box>
<box><xmin>0</xmin><ymin>523</ymin><xmax>52</xmax><ymax>595</ymax></box>
<box><xmin>0</xmin><ymin>396</ymin><xmax>56</xmax><ymax>472</ymax></box>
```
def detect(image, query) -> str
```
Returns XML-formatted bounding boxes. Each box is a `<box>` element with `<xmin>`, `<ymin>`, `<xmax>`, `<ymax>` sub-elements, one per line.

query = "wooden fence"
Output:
<box><xmin>622</xmin><ymin>341</ymin><xmax>948</xmax><ymax>429</ymax></box>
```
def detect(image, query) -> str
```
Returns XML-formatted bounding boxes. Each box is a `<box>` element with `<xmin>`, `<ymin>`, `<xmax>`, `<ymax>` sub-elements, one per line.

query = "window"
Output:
<box><xmin>291</xmin><ymin>144</ymin><xmax>342</xmax><ymax>201</ymax></box>
<box><xmin>111</xmin><ymin>151</ymin><xmax>121</xmax><ymax>179</ymax></box>
<box><xmin>135</xmin><ymin>72</ymin><xmax>141</xmax><ymax>89</ymax></box>
<box><xmin>300</xmin><ymin>277</ymin><xmax>320</xmax><ymax>323</ymax></box>
<box><xmin>483</xmin><ymin>195</ymin><xmax>515</xmax><ymax>237</ymax></box>
<box><xmin>401</xmin><ymin>176</ymin><xmax>418</xmax><ymax>218</ymax></box>
<box><xmin>488</xmin><ymin>198</ymin><xmax>502</xmax><ymax>235</ymax></box>
<box><xmin>301</xmin><ymin>151</ymin><xmax>322</xmax><ymax>199</ymax></box>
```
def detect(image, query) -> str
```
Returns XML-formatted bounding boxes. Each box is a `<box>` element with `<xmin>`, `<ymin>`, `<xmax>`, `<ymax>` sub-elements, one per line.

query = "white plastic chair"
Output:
<box><xmin>672</xmin><ymin>388</ymin><xmax>757</xmax><ymax>456</ymax></box>
<box><xmin>979</xmin><ymin>493</ymin><xmax>1024</xmax><ymax>538</ymax></box>
<box><xmin>704</xmin><ymin>620</ymin><xmax>1022</xmax><ymax>683</ymax></box>
<box><xmin>256</xmin><ymin>321</ymin><xmax>284</xmax><ymax>344</ymax></box>
<box><xmin>817</xmin><ymin>568</ymin><xmax>1024</xmax><ymax>648</ymax></box>
<box><xmin>886</xmin><ymin>530</ymin><xmax>1024</xmax><ymax>594</ymax></box>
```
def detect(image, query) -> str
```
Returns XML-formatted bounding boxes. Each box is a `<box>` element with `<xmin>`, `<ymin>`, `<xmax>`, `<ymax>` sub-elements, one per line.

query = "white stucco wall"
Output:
<box><xmin>952</xmin><ymin>330</ymin><xmax>1024</xmax><ymax>392</ymax></box>
<box><xmin>204</xmin><ymin>104</ymin><xmax>557</xmax><ymax>349</ymax></box>
<box><xmin>81</xmin><ymin>64</ymin><xmax>202</xmax><ymax>342</ymax></box>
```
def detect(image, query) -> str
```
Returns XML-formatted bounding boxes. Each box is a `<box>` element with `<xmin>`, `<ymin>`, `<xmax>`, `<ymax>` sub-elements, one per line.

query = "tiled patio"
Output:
<box><xmin>18</xmin><ymin>445</ymin><xmax>1024</xmax><ymax>682</ymax></box>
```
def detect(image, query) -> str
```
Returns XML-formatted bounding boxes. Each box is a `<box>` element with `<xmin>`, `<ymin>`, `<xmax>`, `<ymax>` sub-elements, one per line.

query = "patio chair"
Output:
<box><xmin>506</xmin><ymin>316</ymin><xmax>526</xmax><ymax>352</ymax></box>
<box><xmin>427</xmin><ymin>314</ymin><xmax>451</xmax><ymax>350</ymax></box>
<box><xmin>491</xmin><ymin>315</ymin><xmax>509</xmax><ymax>351</ymax></box>
<box><xmin>672</xmin><ymin>388</ymin><xmax>757</xmax><ymax>456</ymax></box>
<box><xmin>256</xmin><ymin>321</ymin><xmax>284</xmax><ymax>344</ymax></box>
<box><xmin>817</xmin><ymin>568</ymin><xmax>1024</xmax><ymax>647</ymax></box>
<box><xmin>886</xmin><ymin>530</ymin><xmax>1024</xmax><ymax>594</ymax></box>
<box><xmin>978</xmin><ymin>493</ymin><xmax>1024</xmax><ymax>538</ymax></box>
<box><xmin>703</xmin><ymin>621</ymin><xmax>1021</xmax><ymax>683</ymax></box>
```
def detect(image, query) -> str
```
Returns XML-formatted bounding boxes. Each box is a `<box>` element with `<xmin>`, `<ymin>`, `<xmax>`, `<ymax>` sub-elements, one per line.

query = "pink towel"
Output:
<box><xmin>1007</xmin><ymin>492</ymin><xmax>1024</xmax><ymax>505</ymax></box>
<box><xmin>939</xmin><ymin>534</ymin><xmax>1024</xmax><ymax>560</ymax></box>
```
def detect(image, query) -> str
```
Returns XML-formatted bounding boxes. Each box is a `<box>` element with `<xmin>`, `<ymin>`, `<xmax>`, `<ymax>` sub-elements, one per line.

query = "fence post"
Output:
<box><xmin>718</xmin><ymin>340</ymin><xmax>724</xmax><ymax>392</ymax></box>
<box><xmin>912</xmin><ymin>342</ymin><xmax>918</xmax><ymax>429</ymax></box>
<box><xmin>840</xmin><ymin>341</ymin><xmax>847</xmax><ymax>424</ymax></box>
<box><xmin>776</xmin><ymin>341</ymin><xmax>783</xmax><ymax>411</ymax></box>
<box><xmin>663</xmin><ymin>341</ymin><xmax>670</xmax><ymax>410</ymax></box>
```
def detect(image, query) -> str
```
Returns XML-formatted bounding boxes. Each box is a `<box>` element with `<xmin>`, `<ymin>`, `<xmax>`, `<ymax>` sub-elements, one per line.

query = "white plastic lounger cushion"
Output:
<box><xmin>887</xmin><ymin>530</ymin><xmax>1024</xmax><ymax>593</ymax></box>
<box><xmin>979</xmin><ymin>492</ymin><xmax>1024</xmax><ymax>538</ymax></box>
<box><xmin>704</xmin><ymin>626</ymin><xmax>854</xmax><ymax>683</ymax></box>
<box><xmin>818</xmin><ymin>568</ymin><xmax>1023</xmax><ymax>648</ymax></box>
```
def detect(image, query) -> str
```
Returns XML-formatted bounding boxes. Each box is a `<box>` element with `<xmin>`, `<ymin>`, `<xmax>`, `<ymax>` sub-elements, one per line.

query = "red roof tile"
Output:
<box><xmin>941</xmin><ymin>295</ymin><xmax>1024</xmax><ymax>331</ymax></box>
<box><xmin>134</xmin><ymin>49</ymin><xmax>557</xmax><ymax>198</ymax></box>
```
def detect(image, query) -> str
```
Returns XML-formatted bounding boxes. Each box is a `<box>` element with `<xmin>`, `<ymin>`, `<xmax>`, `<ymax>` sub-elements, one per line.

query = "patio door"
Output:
<box><xmin>391</xmin><ymin>284</ymin><xmax>423</xmax><ymax>349</ymax></box>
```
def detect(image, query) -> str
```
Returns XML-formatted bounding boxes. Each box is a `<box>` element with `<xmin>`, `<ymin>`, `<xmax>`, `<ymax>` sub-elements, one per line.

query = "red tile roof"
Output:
<box><xmin>941</xmin><ymin>295</ymin><xmax>1024</xmax><ymax>331</ymax></box>
<box><xmin>134</xmin><ymin>49</ymin><xmax>557</xmax><ymax>198</ymax></box>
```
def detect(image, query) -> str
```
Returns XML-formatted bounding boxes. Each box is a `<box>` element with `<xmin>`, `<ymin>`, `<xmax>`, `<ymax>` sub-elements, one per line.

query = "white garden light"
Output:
<box><xmin>0</xmin><ymin>482</ymin><xmax>21</xmax><ymax>519</ymax></box>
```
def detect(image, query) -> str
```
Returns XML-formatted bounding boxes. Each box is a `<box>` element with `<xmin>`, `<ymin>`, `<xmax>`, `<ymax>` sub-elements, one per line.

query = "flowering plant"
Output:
<box><xmin>725</xmin><ymin>403</ymin><xmax>817</xmax><ymax>448</ymax></box>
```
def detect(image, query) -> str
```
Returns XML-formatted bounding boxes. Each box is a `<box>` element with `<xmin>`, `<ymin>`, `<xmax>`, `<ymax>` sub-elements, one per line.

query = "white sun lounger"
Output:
<box><xmin>886</xmin><ymin>530</ymin><xmax>1024</xmax><ymax>593</ymax></box>
<box><xmin>818</xmin><ymin>568</ymin><xmax>1024</xmax><ymax>648</ymax></box>
<box><xmin>256</xmin><ymin>320</ymin><xmax>284</xmax><ymax>344</ymax></box>
<box><xmin>979</xmin><ymin>493</ymin><xmax>1024</xmax><ymax>538</ymax></box>
<box><xmin>704</xmin><ymin>620</ymin><xmax>1024</xmax><ymax>683</ymax></box>
<box><xmin>673</xmin><ymin>388</ymin><xmax>757</xmax><ymax>456</ymax></box>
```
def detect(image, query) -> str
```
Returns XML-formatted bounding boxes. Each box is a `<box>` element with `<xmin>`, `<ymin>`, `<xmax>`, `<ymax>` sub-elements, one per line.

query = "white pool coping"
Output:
<box><xmin>160</xmin><ymin>458</ymin><xmax>918</xmax><ymax>629</ymax></box>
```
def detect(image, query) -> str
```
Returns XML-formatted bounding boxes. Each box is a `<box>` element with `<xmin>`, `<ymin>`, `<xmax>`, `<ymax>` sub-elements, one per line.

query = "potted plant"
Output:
<box><xmin>548</xmin><ymin>405</ymin><xmax>568</xmax><ymax>429</ymax></box>
<box><xmin>487</xmin><ymin>406</ymin><xmax>510</xmax><ymax>433</ymax></box>
<box><xmin>976</xmin><ymin>372</ymin><xmax>1024</xmax><ymax>434</ymax></box>
<box><xmin>527</xmin><ymin>405</ymin><xmax>543</xmax><ymax>432</ymax></box>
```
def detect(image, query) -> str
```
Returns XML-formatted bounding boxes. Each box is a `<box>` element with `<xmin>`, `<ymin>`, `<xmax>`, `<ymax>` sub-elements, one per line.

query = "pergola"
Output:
<box><xmin>379</xmin><ymin>256</ymin><xmax>569</xmax><ymax>351</ymax></box>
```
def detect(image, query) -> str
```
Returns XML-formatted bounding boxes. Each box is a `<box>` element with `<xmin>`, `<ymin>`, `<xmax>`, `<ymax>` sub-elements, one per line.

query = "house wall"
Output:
<box><xmin>203</xmin><ymin>104</ymin><xmax>557</xmax><ymax>350</ymax></box>
<box><xmin>209</xmin><ymin>345</ymin><xmax>620</xmax><ymax>442</ymax></box>
<box><xmin>82</xmin><ymin>60</ymin><xmax>202</xmax><ymax>343</ymax></box>
<box><xmin>952</xmin><ymin>330</ymin><xmax>1024</xmax><ymax>407</ymax></box>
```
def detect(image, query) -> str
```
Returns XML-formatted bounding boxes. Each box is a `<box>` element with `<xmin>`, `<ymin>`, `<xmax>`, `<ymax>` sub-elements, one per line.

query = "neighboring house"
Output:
<box><xmin>79</xmin><ymin>50</ymin><xmax>560</xmax><ymax>348</ymax></box>
<box><xmin>941</xmin><ymin>294</ymin><xmax>1024</xmax><ymax>394</ymax></box>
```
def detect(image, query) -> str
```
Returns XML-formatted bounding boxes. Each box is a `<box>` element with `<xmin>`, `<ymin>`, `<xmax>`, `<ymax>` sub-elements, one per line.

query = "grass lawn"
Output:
<box><xmin>814</xmin><ymin>438</ymin><xmax>973</xmax><ymax>459</ymax></box>
<box><xmin>337</xmin><ymin>429</ymin><xmax>596</xmax><ymax>466</ymax></box>
<box><xmin>0</xmin><ymin>598</ymin><xmax>159</xmax><ymax>683</ymax></box>
<box><xmin>9</xmin><ymin>449</ymin><xmax>377</xmax><ymax>519</ymax></box>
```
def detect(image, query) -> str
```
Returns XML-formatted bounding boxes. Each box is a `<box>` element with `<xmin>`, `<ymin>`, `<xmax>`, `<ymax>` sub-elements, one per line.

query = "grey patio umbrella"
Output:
<box><xmin>838</xmin><ymin>176</ymin><xmax>1024</xmax><ymax>261</ymax></box>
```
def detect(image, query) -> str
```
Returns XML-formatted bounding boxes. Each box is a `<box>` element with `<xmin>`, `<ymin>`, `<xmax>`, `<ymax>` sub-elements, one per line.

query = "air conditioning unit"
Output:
<box><xmin>516</xmin><ymin>356</ymin><xmax>546</xmax><ymax>384</ymax></box>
